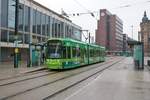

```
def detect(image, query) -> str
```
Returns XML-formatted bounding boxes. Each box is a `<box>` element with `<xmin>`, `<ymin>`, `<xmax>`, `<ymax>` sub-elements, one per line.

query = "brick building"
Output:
<box><xmin>96</xmin><ymin>9</ymin><xmax>123</xmax><ymax>52</ymax></box>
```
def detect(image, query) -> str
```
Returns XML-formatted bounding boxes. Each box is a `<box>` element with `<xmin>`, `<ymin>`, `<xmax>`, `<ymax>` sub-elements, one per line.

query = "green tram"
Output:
<box><xmin>45</xmin><ymin>38</ymin><xmax>105</xmax><ymax>69</ymax></box>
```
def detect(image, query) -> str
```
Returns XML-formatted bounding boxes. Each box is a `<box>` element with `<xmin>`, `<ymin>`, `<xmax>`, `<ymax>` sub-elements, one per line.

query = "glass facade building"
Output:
<box><xmin>0</xmin><ymin>0</ymin><xmax>82</xmax><ymax>63</ymax></box>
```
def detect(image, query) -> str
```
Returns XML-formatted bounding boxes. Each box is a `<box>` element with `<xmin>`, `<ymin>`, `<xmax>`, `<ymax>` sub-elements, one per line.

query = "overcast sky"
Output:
<box><xmin>35</xmin><ymin>0</ymin><xmax>150</xmax><ymax>40</ymax></box>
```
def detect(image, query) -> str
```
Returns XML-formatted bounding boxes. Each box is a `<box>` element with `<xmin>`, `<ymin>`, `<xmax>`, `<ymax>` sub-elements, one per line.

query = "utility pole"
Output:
<box><xmin>14</xmin><ymin>0</ymin><xmax>19</xmax><ymax>68</ymax></box>
<box><xmin>89</xmin><ymin>32</ymin><xmax>90</xmax><ymax>44</ymax></box>
<box><xmin>131</xmin><ymin>25</ymin><xmax>133</xmax><ymax>39</ymax></box>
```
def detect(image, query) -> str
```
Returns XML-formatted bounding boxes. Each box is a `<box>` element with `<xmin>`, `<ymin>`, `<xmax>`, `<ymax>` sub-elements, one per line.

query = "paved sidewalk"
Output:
<box><xmin>66</xmin><ymin>57</ymin><xmax>150</xmax><ymax>100</ymax></box>
<box><xmin>0</xmin><ymin>62</ymin><xmax>45</xmax><ymax>80</ymax></box>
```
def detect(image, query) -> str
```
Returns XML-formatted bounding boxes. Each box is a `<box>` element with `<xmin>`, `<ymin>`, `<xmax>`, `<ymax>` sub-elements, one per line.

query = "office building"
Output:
<box><xmin>0</xmin><ymin>0</ymin><xmax>82</xmax><ymax>63</ymax></box>
<box><xmin>96</xmin><ymin>9</ymin><xmax>123</xmax><ymax>52</ymax></box>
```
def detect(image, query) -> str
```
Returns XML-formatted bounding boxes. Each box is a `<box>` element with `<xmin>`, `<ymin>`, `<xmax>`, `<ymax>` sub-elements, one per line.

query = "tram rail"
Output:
<box><xmin>0</xmin><ymin>57</ymin><xmax>123</xmax><ymax>100</ymax></box>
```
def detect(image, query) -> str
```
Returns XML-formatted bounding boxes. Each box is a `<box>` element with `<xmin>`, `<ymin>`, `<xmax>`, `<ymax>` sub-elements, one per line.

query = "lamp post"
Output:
<box><xmin>14</xmin><ymin>0</ymin><xmax>19</xmax><ymax>68</ymax></box>
<box><xmin>131</xmin><ymin>25</ymin><xmax>133</xmax><ymax>39</ymax></box>
<box><xmin>88</xmin><ymin>32</ymin><xmax>90</xmax><ymax>44</ymax></box>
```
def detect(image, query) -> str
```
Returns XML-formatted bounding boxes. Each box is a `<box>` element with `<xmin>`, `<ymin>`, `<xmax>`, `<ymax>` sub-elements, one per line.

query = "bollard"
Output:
<box><xmin>147</xmin><ymin>60</ymin><xmax>150</xmax><ymax>66</ymax></box>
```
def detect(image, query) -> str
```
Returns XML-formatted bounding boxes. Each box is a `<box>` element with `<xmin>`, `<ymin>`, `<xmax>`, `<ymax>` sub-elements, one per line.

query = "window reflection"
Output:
<box><xmin>32</xmin><ymin>9</ymin><xmax>36</xmax><ymax>33</ymax></box>
<box><xmin>36</xmin><ymin>11</ymin><xmax>41</xmax><ymax>35</ymax></box>
<box><xmin>24</xmin><ymin>6</ymin><xmax>30</xmax><ymax>32</ymax></box>
<box><xmin>19</xmin><ymin>4</ymin><xmax>24</xmax><ymax>31</ymax></box>
<box><xmin>1</xmin><ymin>30</ymin><xmax>8</xmax><ymax>42</ymax></box>
<box><xmin>8</xmin><ymin>0</ymin><xmax>15</xmax><ymax>29</ymax></box>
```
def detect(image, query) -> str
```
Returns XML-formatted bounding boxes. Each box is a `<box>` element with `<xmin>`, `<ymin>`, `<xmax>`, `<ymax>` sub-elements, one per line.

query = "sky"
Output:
<box><xmin>35</xmin><ymin>0</ymin><xmax>150</xmax><ymax>40</ymax></box>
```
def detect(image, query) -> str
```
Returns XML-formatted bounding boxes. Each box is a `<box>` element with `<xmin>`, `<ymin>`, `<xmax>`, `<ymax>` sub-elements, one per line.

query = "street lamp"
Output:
<box><xmin>14</xmin><ymin>0</ymin><xmax>19</xmax><ymax>68</ymax></box>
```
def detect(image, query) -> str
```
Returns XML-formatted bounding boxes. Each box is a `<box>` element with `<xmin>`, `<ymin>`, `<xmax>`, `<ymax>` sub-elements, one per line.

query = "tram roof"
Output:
<box><xmin>47</xmin><ymin>38</ymin><xmax>105</xmax><ymax>48</ymax></box>
<box><xmin>47</xmin><ymin>38</ymin><xmax>87</xmax><ymax>45</ymax></box>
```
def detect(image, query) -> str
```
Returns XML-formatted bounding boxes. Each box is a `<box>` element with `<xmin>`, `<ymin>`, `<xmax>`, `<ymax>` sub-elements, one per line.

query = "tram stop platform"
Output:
<box><xmin>0</xmin><ymin>62</ymin><xmax>45</xmax><ymax>80</ymax></box>
<box><xmin>66</xmin><ymin>57</ymin><xmax>150</xmax><ymax>100</ymax></box>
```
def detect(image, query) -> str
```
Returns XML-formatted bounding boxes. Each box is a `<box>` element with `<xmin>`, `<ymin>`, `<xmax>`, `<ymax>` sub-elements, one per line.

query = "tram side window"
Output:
<box><xmin>96</xmin><ymin>50</ymin><xmax>98</xmax><ymax>57</ymax></box>
<box><xmin>76</xmin><ymin>47</ymin><xmax>80</xmax><ymax>57</ymax></box>
<box><xmin>93</xmin><ymin>49</ymin><xmax>95</xmax><ymax>57</ymax></box>
<box><xmin>94</xmin><ymin>49</ymin><xmax>96</xmax><ymax>57</ymax></box>
<box><xmin>72</xmin><ymin>47</ymin><xmax>76</xmax><ymax>57</ymax></box>
<box><xmin>72</xmin><ymin>47</ymin><xmax>80</xmax><ymax>58</ymax></box>
<box><xmin>81</xmin><ymin>48</ymin><xmax>84</xmax><ymax>58</ymax></box>
<box><xmin>100</xmin><ymin>49</ymin><xmax>102</xmax><ymax>56</ymax></box>
<box><xmin>97</xmin><ymin>49</ymin><xmax>100</xmax><ymax>57</ymax></box>
<box><xmin>90</xmin><ymin>48</ymin><xmax>93</xmax><ymax>57</ymax></box>
<box><xmin>85</xmin><ymin>48</ymin><xmax>88</xmax><ymax>58</ymax></box>
<box><xmin>95</xmin><ymin>49</ymin><xmax>97</xmax><ymax>57</ymax></box>
<box><xmin>67</xmin><ymin>47</ymin><xmax>71</xmax><ymax>59</ymax></box>
<box><xmin>63</xmin><ymin>46</ymin><xmax>67</xmax><ymax>58</ymax></box>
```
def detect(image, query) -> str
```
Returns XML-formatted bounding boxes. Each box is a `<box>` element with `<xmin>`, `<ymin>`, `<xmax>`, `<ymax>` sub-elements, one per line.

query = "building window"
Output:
<box><xmin>45</xmin><ymin>15</ymin><xmax>49</xmax><ymax>36</ymax></box>
<box><xmin>8</xmin><ymin>0</ymin><xmax>15</xmax><ymax>29</ymax></box>
<box><xmin>42</xmin><ymin>14</ymin><xmax>46</xmax><ymax>35</ymax></box>
<box><xmin>47</xmin><ymin>16</ymin><xmax>51</xmax><ymax>37</ymax></box>
<box><xmin>24</xmin><ymin>34</ymin><xmax>29</xmax><ymax>44</ymax></box>
<box><xmin>24</xmin><ymin>6</ymin><xmax>30</xmax><ymax>32</ymax></box>
<box><xmin>19</xmin><ymin>4</ymin><xmax>24</xmax><ymax>31</ymax></box>
<box><xmin>20</xmin><ymin>33</ymin><xmax>23</xmax><ymax>42</ymax></box>
<box><xmin>1</xmin><ymin>0</ymin><xmax>8</xmax><ymax>27</ymax></box>
<box><xmin>73</xmin><ymin>28</ymin><xmax>81</xmax><ymax>40</ymax></box>
<box><xmin>60</xmin><ymin>22</ymin><xmax>64</xmax><ymax>37</ymax></box>
<box><xmin>1</xmin><ymin>30</ymin><xmax>8</xmax><ymax>42</ymax></box>
<box><xmin>37</xmin><ymin>36</ymin><xmax>41</xmax><ymax>43</ymax></box>
<box><xmin>42</xmin><ymin>37</ymin><xmax>46</xmax><ymax>42</ymax></box>
<box><xmin>68</xmin><ymin>26</ymin><xmax>72</xmax><ymax>38</ymax></box>
<box><xmin>32</xmin><ymin>9</ymin><xmax>36</xmax><ymax>33</ymax></box>
<box><xmin>9</xmin><ymin>31</ymin><xmax>15</xmax><ymax>42</ymax></box>
<box><xmin>52</xmin><ymin>18</ymin><xmax>55</xmax><ymax>37</ymax></box>
<box><xmin>58</xmin><ymin>21</ymin><xmax>61</xmax><ymax>38</ymax></box>
<box><xmin>65</xmin><ymin>25</ymin><xmax>69</xmax><ymax>38</ymax></box>
<box><xmin>54</xmin><ymin>20</ymin><xmax>58</xmax><ymax>37</ymax></box>
<box><xmin>36</xmin><ymin>11</ymin><xmax>41</xmax><ymax>35</ymax></box>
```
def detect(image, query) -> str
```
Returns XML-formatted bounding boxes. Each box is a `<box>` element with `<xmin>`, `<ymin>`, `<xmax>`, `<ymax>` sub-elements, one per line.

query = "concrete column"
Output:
<box><xmin>23</xmin><ymin>3</ymin><xmax>25</xmax><ymax>44</ymax></box>
<box><xmin>29</xmin><ymin>2</ymin><xmax>33</xmax><ymax>67</ymax></box>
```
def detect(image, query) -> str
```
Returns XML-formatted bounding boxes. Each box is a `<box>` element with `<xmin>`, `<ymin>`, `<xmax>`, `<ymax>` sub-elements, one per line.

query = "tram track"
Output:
<box><xmin>0</xmin><ymin>57</ymin><xmax>124</xmax><ymax>100</ymax></box>
<box><xmin>0</xmin><ymin>68</ymin><xmax>48</xmax><ymax>81</ymax></box>
<box><xmin>43</xmin><ymin>58</ymin><xmax>124</xmax><ymax>100</ymax></box>
<box><xmin>0</xmin><ymin>57</ymin><xmax>113</xmax><ymax>87</ymax></box>
<box><xmin>0</xmin><ymin>57</ymin><xmax>113</xmax><ymax>83</ymax></box>
<box><xmin>0</xmin><ymin>71</ymin><xmax>57</xmax><ymax>87</ymax></box>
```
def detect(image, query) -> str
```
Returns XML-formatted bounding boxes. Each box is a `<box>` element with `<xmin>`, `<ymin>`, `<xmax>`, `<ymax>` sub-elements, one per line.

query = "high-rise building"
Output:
<box><xmin>140</xmin><ymin>11</ymin><xmax>150</xmax><ymax>56</ymax></box>
<box><xmin>0</xmin><ymin>0</ymin><xmax>82</xmax><ymax>64</ymax></box>
<box><xmin>96</xmin><ymin>9</ymin><xmax>123</xmax><ymax>52</ymax></box>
